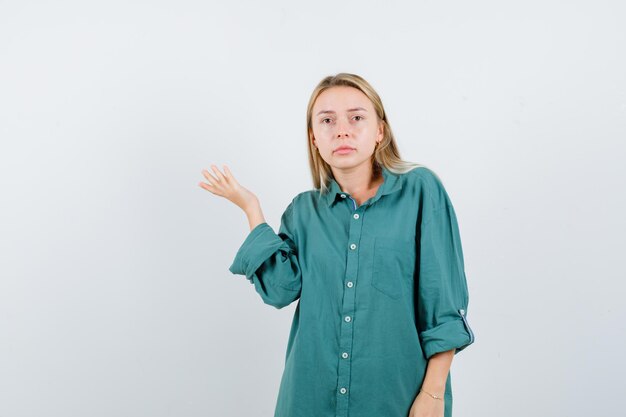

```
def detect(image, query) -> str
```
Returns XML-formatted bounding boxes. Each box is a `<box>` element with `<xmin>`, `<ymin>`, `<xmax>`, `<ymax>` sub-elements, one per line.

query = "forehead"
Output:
<box><xmin>313</xmin><ymin>86</ymin><xmax>373</xmax><ymax>112</ymax></box>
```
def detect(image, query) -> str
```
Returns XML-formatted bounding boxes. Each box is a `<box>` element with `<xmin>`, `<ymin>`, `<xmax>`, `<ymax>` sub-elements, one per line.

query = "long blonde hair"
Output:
<box><xmin>306</xmin><ymin>73</ymin><xmax>430</xmax><ymax>194</ymax></box>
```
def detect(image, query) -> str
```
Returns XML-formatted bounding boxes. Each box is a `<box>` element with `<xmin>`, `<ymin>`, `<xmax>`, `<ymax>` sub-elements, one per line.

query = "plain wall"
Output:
<box><xmin>1</xmin><ymin>1</ymin><xmax>625</xmax><ymax>416</ymax></box>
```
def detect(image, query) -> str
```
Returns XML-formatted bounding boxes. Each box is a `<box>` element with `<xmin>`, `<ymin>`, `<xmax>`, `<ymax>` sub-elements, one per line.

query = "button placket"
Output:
<box><xmin>335</xmin><ymin>196</ymin><xmax>365</xmax><ymax>416</ymax></box>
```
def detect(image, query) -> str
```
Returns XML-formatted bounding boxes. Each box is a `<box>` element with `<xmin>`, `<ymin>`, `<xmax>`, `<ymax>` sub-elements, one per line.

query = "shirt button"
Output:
<box><xmin>460</xmin><ymin>309</ymin><xmax>465</xmax><ymax>315</ymax></box>
<box><xmin>350</xmin><ymin>243</ymin><xmax>357</xmax><ymax>250</ymax></box>
<box><xmin>340</xmin><ymin>387</ymin><xmax>347</xmax><ymax>394</ymax></box>
<box><xmin>346</xmin><ymin>281</ymin><xmax>353</xmax><ymax>288</ymax></box>
<box><xmin>344</xmin><ymin>316</ymin><xmax>351</xmax><ymax>322</ymax></box>
<box><xmin>340</xmin><ymin>194</ymin><xmax>346</xmax><ymax>198</ymax></box>
<box><xmin>353</xmin><ymin>213</ymin><xmax>359</xmax><ymax>219</ymax></box>
<box><xmin>342</xmin><ymin>352</ymin><xmax>349</xmax><ymax>359</ymax></box>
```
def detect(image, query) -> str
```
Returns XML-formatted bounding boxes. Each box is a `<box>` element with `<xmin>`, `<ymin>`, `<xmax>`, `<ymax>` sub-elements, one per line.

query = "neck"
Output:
<box><xmin>332</xmin><ymin>163</ymin><xmax>382</xmax><ymax>196</ymax></box>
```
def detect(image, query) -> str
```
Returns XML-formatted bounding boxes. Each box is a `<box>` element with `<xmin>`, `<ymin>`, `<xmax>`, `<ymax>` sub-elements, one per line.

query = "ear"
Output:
<box><xmin>309</xmin><ymin>131</ymin><xmax>316</xmax><ymax>147</ymax></box>
<box><xmin>377</xmin><ymin>120</ymin><xmax>384</xmax><ymax>141</ymax></box>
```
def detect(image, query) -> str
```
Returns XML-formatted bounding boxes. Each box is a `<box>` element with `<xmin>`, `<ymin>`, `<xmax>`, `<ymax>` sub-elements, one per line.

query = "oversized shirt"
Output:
<box><xmin>228</xmin><ymin>165</ymin><xmax>475</xmax><ymax>417</ymax></box>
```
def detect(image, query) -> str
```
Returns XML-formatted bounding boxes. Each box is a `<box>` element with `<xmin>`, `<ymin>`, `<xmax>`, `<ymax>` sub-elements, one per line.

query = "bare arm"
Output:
<box><xmin>409</xmin><ymin>349</ymin><xmax>454</xmax><ymax>417</ymax></box>
<box><xmin>422</xmin><ymin>349</ymin><xmax>454</xmax><ymax>396</ymax></box>
<box><xmin>243</xmin><ymin>199</ymin><xmax>266</xmax><ymax>232</ymax></box>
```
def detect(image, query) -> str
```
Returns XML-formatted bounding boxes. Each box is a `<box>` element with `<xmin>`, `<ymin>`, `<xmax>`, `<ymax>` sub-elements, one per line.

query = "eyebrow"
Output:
<box><xmin>316</xmin><ymin>107</ymin><xmax>368</xmax><ymax>116</ymax></box>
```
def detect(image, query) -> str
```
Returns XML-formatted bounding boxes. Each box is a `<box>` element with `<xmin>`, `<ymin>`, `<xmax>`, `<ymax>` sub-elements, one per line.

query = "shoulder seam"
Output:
<box><xmin>410</xmin><ymin>166</ymin><xmax>439</xmax><ymax>212</ymax></box>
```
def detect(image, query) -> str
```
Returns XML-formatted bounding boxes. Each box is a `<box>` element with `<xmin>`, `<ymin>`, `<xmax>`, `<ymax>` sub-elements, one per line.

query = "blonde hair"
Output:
<box><xmin>306</xmin><ymin>73</ymin><xmax>431</xmax><ymax>194</ymax></box>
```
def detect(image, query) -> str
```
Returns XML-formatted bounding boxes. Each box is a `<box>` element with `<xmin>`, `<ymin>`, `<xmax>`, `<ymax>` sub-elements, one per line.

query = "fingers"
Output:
<box><xmin>211</xmin><ymin>164</ymin><xmax>228</xmax><ymax>183</ymax></box>
<box><xmin>223</xmin><ymin>164</ymin><xmax>233</xmax><ymax>179</ymax></box>
<box><xmin>201</xmin><ymin>169</ymin><xmax>217</xmax><ymax>185</ymax></box>
<box><xmin>198</xmin><ymin>181</ymin><xmax>215</xmax><ymax>192</ymax></box>
<box><xmin>199</xmin><ymin>164</ymin><xmax>234</xmax><ymax>195</ymax></box>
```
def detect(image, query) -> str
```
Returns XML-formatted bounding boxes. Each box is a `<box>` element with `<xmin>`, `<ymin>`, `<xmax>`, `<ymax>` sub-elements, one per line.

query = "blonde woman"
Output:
<box><xmin>199</xmin><ymin>73</ymin><xmax>475</xmax><ymax>417</ymax></box>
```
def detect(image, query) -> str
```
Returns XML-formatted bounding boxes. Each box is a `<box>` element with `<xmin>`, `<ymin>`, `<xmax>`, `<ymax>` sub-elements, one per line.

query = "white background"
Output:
<box><xmin>1</xmin><ymin>1</ymin><xmax>625</xmax><ymax>416</ymax></box>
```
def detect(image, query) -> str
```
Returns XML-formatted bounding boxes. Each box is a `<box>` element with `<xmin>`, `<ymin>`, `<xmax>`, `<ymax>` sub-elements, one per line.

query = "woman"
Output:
<box><xmin>198</xmin><ymin>73</ymin><xmax>475</xmax><ymax>417</ymax></box>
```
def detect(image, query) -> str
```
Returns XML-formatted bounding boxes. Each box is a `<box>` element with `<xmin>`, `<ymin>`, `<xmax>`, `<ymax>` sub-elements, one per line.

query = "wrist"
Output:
<box><xmin>242</xmin><ymin>197</ymin><xmax>259</xmax><ymax>213</ymax></box>
<box><xmin>243</xmin><ymin>198</ymin><xmax>261</xmax><ymax>217</ymax></box>
<box><xmin>419</xmin><ymin>388</ymin><xmax>444</xmax><ymax>400</ymax></box>
<box><xmin>421</xmin><ymin>382</ymin><xmax>445</xmax><ymax>393</ymax></box>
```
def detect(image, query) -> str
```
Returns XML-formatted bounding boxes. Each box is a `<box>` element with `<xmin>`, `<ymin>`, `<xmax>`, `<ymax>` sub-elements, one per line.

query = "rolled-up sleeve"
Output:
<box><xmin>416</xmin><ymin>181</ymin><xmax>475</xmax><ymax>359</ymax></box>
<box><xmin>228</xmin><ymin>200</ymin><xmax>302</xmax><ymax>309</ymax></box>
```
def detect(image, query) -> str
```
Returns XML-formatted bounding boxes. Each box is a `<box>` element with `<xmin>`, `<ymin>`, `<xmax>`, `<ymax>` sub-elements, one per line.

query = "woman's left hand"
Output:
<box><xmin>408</xmin><ymin>390</ymin><xmax>445</xmax><ymax>417</ymax></box>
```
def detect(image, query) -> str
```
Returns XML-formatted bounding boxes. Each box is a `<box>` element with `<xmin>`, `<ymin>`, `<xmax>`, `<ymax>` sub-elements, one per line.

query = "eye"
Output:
<box><xmin>353</xmin><ymin>115</ymin><xmax>363</xmax><ymax>121</ymax></box>
<box><xmin>321</xmin><ymin>118</ymin><xmax>333</xmax><ymax>124</ymax></box>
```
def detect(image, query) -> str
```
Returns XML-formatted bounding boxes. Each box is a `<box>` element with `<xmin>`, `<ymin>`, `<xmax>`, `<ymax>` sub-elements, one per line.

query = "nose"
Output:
<box><xmin>336</xmin><ymin>119</ymin><xmax>349</xmax><ymax>138</ymax></box>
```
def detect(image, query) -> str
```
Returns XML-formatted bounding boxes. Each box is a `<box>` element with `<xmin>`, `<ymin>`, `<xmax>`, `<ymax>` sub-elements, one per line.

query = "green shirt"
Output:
<box><xmin>229</xmin><ymin>165</ymin><xmax>475</xmax><ymax>417</ymax></box>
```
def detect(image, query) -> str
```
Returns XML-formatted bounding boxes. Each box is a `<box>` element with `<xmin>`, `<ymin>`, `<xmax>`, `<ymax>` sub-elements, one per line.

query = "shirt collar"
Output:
<box><xmin>322</xmin><ymin>165</ymin><xmax>403</xmax><ymax>208</ymax></box>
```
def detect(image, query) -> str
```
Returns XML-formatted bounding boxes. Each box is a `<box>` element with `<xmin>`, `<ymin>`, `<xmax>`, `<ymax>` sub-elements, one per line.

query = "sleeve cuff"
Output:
<box><xmin>419</xmin><ymin>315</ymin><xmax>475</xmax><ymax>359</ymax></box>
<box><xmin>228</xmin><ymin>222</ymin><xmax>286</xmax><ymax>280</ymax></box>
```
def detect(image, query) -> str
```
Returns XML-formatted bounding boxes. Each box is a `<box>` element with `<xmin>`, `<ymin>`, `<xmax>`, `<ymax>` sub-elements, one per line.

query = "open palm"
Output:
<box><xmin>198</xmin><ymin>164</ymin><xmax>258</xmax><ymax>211</ymax></box>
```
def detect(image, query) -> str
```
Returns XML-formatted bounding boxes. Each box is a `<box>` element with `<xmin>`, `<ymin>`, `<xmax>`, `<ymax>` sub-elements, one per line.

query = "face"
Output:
<box><xmin>311</xmin><ymin>86</ymin><xmax>383</xmax><ymax>170</ymax></box>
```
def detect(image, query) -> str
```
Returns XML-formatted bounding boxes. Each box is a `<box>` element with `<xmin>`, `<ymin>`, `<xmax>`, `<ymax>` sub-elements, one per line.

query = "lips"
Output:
<box><xmin>334</xmin><ymin>146</ymin><xmax>355</xmax><ymax>152</ymax></box>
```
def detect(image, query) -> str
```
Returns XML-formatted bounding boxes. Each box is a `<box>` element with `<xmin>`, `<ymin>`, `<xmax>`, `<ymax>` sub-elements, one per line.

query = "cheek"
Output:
<box><xmin>311</xmin><ymin>127</ymin><xmax>320</xmax><ymax>140</ymax></box>
<box><xmin>313</xmin><ymin>127</ymin><xmax>333</xmax><ymax>144</ymax></box>
<box><xmin>357</xmin><ymin>122</ymin><xmax>374</xmax><ymax>133</ymax></box>
<box><xmin>315</xmin><ymin>124</ymin><xmax>332</xmax><ymax>134</ymax></box>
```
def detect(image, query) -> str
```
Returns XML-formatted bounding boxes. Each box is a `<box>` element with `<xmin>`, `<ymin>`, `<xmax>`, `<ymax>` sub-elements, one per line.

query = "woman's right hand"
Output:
<box><xmin>198</xmin><ymin>164</ymin><xmax>259</xmax><ymax>212</ymax></box>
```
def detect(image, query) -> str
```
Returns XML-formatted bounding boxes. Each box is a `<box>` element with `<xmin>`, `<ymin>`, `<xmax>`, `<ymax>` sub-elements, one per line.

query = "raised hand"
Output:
<box><xmin>198</xmin><ymin>164</ymin><xmax>259</xmax><ymax>212</ymax></box>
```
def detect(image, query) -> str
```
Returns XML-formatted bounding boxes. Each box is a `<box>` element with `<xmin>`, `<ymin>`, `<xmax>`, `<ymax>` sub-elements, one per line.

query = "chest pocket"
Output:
<box><xmin>371</xmin><ymin>236</ymin><xmax>415</xmax><ymax>299</ymax></box>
